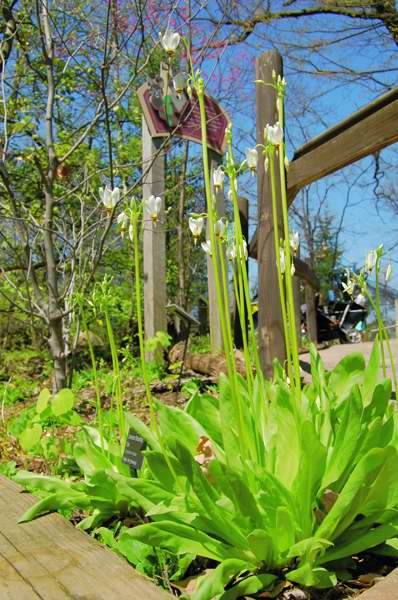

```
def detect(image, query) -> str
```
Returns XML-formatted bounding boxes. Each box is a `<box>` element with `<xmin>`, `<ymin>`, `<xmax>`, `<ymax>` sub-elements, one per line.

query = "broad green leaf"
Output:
<box><xmin>18</xmin><ymin>491</ymin><xmax>91</xmax><ymax>523</ymax></box>
<box><xmin>73</xmin><ymin>435</ymin><xmax>114</xmax><ymax>476</ymax></box>
<box><xmin>51</xmin><ymin>388</ymin><xmax>74</xmax><ymax>416</ymax></box>
<box><xmin>319</xmin><ymin>523</ymin><xmax>398</xmax><ymax>564</ymax></box>
<box><xmin>125</xmin><ymin>413</ymin><xmax>160</xmax><ymax>451</ymax></box>
<box><xmin>328</xmin><ymin>353</ymin><xmax>365</xmax><ymax>406</ymax></box>
<box><xmin>190</xmin><ymin>559</ymin><xmax>250</xmax><ymax>600</ymax></box>
<box><xmin>186</xmin><ymin>392</ymin><xmax>223</xmax><ymax>447</ymax></box>
<box><xmin>156</xmin><ymin>401</ymin><xmax>206</xmax><ymax>454</ymax></box>
<box><xmin>121</xmin><ymin>520</ymin><xmax>252</xmax><ymax>562</ymax></box>
<box><xmin>19</xmin><ymin>422</ymin><xmax>42</xmax><ymax>450</ymax></box>
<box><xmin>36</xmin><ymin>388</ymin><xmax>51</xmax><ymax>414</ymax></box>
<box><xmin>247</xmin><ymin>529</ymin><xmax>277</xmax><ymax>566</ymax></box>
<box><xmin>287</xmin><ymin>564</ymin><xmax>337</xmax><ymax>588</ymax></box>
<box><xmin>219</xmin><ymin>573</ymin><xmax>277</xmax><ymax>599</ymax></box>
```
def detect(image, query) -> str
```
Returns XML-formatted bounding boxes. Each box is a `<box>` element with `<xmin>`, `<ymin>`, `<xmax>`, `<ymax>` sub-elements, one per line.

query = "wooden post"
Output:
<box><xmin>207</xmin><ymin>150</ymin><xmax>225</xmax><ymax>353</ymax></box>
<box><xmin>293</xmin><ymin>276</ymin><xmax>302</xmax><ymax>349</ymax></box>
<box><xmin>256</xmin><ymin>50</ymin><xmax>285</xmax><ymax>377</ymax></box>
<box><xmin>305</xmin><ymin>283</ymin><xmax>317</xmax><ymax>344</ymax></box>
<box><xmin>395</xmin><ymin>299</ymin><xmax>398</xmax><ymax>339</ymax></box>
<box><xmin>234</xmin><ymin>197</ymin><xmax>249</xmax><ymax>349</ymax></box>
<box><xmin>142</xmin><ymin>116</ymin><xmax>167</xmax><ymax>358</ymax></box>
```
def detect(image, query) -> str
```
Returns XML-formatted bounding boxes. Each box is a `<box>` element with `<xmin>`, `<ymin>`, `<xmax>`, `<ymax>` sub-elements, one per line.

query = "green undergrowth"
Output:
<box><xmin>13</xmin><ymin>340</ymin><xmax>398</xmax><ymax>599</ymax></box>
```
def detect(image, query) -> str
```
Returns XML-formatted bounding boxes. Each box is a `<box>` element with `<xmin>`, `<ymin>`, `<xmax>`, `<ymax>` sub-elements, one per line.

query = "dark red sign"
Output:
<box><xmin>138</xmin><ymin>84</ymin><xmax>229</xmax><ymax>155</ymax></box>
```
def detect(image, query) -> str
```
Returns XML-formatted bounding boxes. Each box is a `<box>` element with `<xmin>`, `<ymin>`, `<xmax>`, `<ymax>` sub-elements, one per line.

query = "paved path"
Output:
<box><xmin>300</xmin><ymin>340</ymin><xmax>398</xmax><ymax>389</ymax></box>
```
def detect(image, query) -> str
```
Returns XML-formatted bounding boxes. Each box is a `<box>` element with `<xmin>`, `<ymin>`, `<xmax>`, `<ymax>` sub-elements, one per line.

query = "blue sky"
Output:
<box><xmin>195</xmin><ymin>6</ymin><xmax>398</xmax><ymax>296</ymax></box>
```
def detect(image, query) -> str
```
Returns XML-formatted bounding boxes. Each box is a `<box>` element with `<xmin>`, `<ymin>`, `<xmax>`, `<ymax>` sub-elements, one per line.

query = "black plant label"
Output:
<box><xmin>122</xmin><ymin>431</ymin><xmax>146</xmax><ymax>472</ymax></box>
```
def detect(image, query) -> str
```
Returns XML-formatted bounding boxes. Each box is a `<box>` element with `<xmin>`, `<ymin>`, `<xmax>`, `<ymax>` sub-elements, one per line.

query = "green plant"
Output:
<box><xmin>116</xmin><ymin>341</ymin><xmax>398</xmax><ymax>597</ymax></box>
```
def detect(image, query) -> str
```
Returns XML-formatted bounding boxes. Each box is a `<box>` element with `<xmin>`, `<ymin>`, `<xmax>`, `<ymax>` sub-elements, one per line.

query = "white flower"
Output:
<box><xmin>117</xmin><ymin>211</ymin><xmax>129</xmax><ymax>237</ymax></box>
<box><xmin>214</xmin><ymin>218</ymin><xmax>227</xmax><ymax>240</ymax></box>
<box><xmin>291</xmin><ymin>261</ymin><xmax>295</xmax><ymax>276</ymax></box>
<box><xmin>365</xmin><ymin>249</ymin><xmax>377</xmax><ymax>273</ymax></box>
<box><xmin>238</xmin><ymin>239</ymin><xmax>248</xmax><ymax>260</ymax></box>
<box><xmin>385</xmin><ymin>263</ymin><xmax>392</xmax><ymax>283</ymax></box>
<box><xmin>160</xmin><ymin>29</ymin><xmax>180</xmax><ymax>55</ymax></box>
<box><xmin>279</xmin><ymin>247</ymin><xmax>285</xmax><ymax>273</ymax></box>
<box><xmin>342</xmin><ymin>269</ymin><xmax>355</xmax><ymax>297</ymax></box>
<box><xmin>188</xmin><ymin>216</ymin><xmax>204</xmax><ymax>243</ymax></box>
<box><xmin>201</xmin><ymin>240</ymin><xmax>212</xmax><ymax>256</ymax></box>
<box><xmin>100</xmin><ymin>186</ymin><xmax>120</xmax><ymax>211</ymax></box>
<box><xmin>265</xmin><ymin>122</ymin><xmax>283</xmax><ymax>145</ymax></box>
<box><xmin>264</xmin><ymin>157</ymin><xmax>269</xmax><ymax>173</ymax></box>
<box><xmin>128</xmin><ymin>223</ymin><xmax>134</xmax><ymax>242</ymax></box>
<box><xmin>226</xmin><ymin>243</ymin><xmax>237</xmax><ymax>261</ymax></box>
<box><xmin>290</xmin><ymin>231</ymin><xmax>299</xmax><ymax>254</ymax></box>
<box><xmin>212</xmin><ymin>166</ymin><xmax>225</xmax><ymax>190</ymax></box>
<box><xmin>145</xmin><ymin>195</ymin><xmax>162</xmax><ymax>223</ymax></box>
<box><xmin>245</xmin><ymin>148</ymin><xmax>258</xmax><ymax>173</ymax></box>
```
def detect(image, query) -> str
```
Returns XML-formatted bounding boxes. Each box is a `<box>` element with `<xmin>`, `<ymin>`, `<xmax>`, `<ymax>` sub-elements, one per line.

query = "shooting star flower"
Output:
<box><xmin>265</xmin><ymin>121</ymin><xmax>283</xmax><ymax>145</ymax></box>
<box><xmin>290</xmin><ymin>231</ymin><xmax>300</xmax><ymax>254</ymax></box>
<box><xmin>188</xmin><ymin>216</ymin><xmax>204</xmax><ymax>244</ymax></box>
<box><xmin>279</xmin><ymin>247</ymin><xmax>286</xmax><ymax>274</ymax></box>
<box><xmin>145</xmin><ymin>195</ymin><xmax>162</xmax><ymax>223</ymax></box>
<box><xmin>100</xmin><ymin>186</ymin><xmax>120</xmax><ymax>212</ymax></box>
<box><xmin>226</xmin><ymin>243</ymin><xmax>237</xmax><ymax>261</ymax></box>
<box><xmin>201</xmin><ymin>240</ymin><xmax>212</xmax><ymax>256</ymax></box>
<box><xmin>245</xmin><ymin>148</ymin><xmax>258</xmax><ymax>173</ymax></box>
<box><xmin>342</xmin><ymin>269</ymin><xmax>355</xmax><ymax>298</ymax></box>
<box><xmin>160</xmin><ymin>29</ymin><xmax>180</xmax><ymax>56</ymax></box>
<box><xmin>238</xmin><ymin>239</ymin><xmax>248</xmax><ymax>260</ymax></box>
<box><xmin>214</xmin><ymin>218</ymin><xmax>227</xmax><ymax>240</ymax></box>
<box><xmin>117</xmin><ymin>211</ymin><xmax>129</xmax><ymax>238</ymax></box>
<box><xmin>365</xmin><ymin>249</ymin><xmax>377</xmax><ymax>273</ymax></box>
<box><xmin>212</xmin><ymin>166</ymin><xmax>225</xmax><ymax>191</ymax></box>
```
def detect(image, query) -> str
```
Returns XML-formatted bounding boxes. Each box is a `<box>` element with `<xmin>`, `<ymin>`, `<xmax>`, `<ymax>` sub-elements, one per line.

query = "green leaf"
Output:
<box><xmin>73</xmin><ymin>435</ymin><xmax>114</xmax><ymax>476</ymax></box>
<box><xmin>328</xmin><ymin>353</ymin><xmax>365</xmax><ymax>406</ymax></box>
<box><xmin>51</xmin><ymin>388</ymin><xmax>74</xmax><ymax>416</ymax></box>
<box><xmin>19</xmin><ymin>422</ymin><xmax>42</xmax><ymax>450</ymax></box>
<box><xmin>125</xmin><ymin>413</ymin><xmax>160</xmax><ymax>451</ymax></box>
<box><xmin>287</xmin><ymin>564</ymin><xmax>337</xmax><ymax>588</ymax></box>
<box><xmin>124</xmin><ymin>521</ymin><xmax>252</xmax><ymax>562</ymax></box>
<box><xmin>220</xmin><ymin>573</ymin><xmax>278</xmax><ymax>599</ymax></box>
<box><xmin>362</xmin><ymin>338</ymin><xmax>380</xmax><ymax>406</ymax></box>
<box><xmin>190</xmin><ymin>559</ymin><xmax>249</xmax><ymax>600</ymax></box>
<box><xmin>36</xmin><ymin>388</ymin><xmax>51</xmax><ymax>414</ymax></box>
<box><xmin>18</xmin><ymin>491</ymin><xmax>91</xmax><ymax>523</ymax></box>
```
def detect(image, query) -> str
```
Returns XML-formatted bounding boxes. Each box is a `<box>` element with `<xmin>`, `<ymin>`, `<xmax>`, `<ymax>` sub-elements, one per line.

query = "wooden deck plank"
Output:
<box><xmin>0</xmin><ymin>475</ymin><xmax>172</xmax><ymax>599</ymax></box>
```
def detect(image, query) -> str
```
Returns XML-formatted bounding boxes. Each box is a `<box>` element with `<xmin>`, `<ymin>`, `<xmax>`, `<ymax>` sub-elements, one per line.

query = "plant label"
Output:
<box><xmin>122</xmin><ymin>431</ymin><xmax>146</xmax><ymax>472</ymax></box>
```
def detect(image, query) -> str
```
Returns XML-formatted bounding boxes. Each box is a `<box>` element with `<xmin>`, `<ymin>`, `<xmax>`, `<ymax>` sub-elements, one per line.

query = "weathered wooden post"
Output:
<box><xmin>305</xmin><ymin>283</ymin><xmax>317</xmax><ymax>344</ymax></box>
<box><xmin>142</xmin><ymin>116</ymin><xmax>166</xmax><ymax>357</ymax></box>
<box><xmin>234</xmin><ymin>197</ymin><xmax>249</xmax><ymax>349</ymax></box>
<box><xmin>207</xmin><ymin>150</ymin><xmax>225</xmax><ymax>353</ymax></box>
<box><xmin>256</xmin><ymin>50</ymin><xmax>285</xmax><ymax>376</ymax></box>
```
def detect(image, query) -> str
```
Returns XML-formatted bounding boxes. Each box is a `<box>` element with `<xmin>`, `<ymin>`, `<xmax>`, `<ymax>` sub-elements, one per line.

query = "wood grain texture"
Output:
<box><xmin>0</xmin><ymin>475</ymin><xmax>172</xmax><ymax>599</ymax></box>
<box><xmin>287</xmin><ymin>95</ymin><xmax>398</xmax><ymax>202</ymax></box>
<box><xmin>256</xmin><ymin>51</ymin><xmax>286</xmax><ymax>377</ymax></box>
<box><xmin>142</xmin><ymin>115</ymin><xmax>167</xmax><ymax>361</ymax></box>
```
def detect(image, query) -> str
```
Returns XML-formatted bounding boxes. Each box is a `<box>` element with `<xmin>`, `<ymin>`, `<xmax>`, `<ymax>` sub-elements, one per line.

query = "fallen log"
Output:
<box><xmin>169</xmin><ymin>342</ymin><xmax>250</xmax><ymax>380</ymax></box>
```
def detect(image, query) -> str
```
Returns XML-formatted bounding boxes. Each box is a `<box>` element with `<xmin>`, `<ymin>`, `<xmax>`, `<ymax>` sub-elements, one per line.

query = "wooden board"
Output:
<box><xmin>0</xmin><ymin>475</ymin><xmax>172</xmax><ymax>599</ymax></box>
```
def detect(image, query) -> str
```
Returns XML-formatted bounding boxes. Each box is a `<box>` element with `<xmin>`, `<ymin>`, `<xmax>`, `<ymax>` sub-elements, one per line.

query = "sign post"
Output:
<box><xmin>138</xmin><ymin>69</ymin><xmax>229</xmax><ymax>353</ymax></box>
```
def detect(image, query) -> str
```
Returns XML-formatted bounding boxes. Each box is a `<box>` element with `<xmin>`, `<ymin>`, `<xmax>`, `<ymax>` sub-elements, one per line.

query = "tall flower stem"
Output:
<box><xmin>81</xmin><ymin>312</ymin><xmax>105</xmax><ymax>452</ymax></box>
<box><xmin>277</xmin><ymin>95</ymin><xmax>301</xmax><ymax>395</ymax></box>
<box><xmin>196</xmin><ymin>78</ymin><xmax>249</xmax><ymax>460</ymax></box>
<box><xmin>268</xmin><ymin>150</ymin><xmax>293</xmax><ymax>384</ymax></box>
<box><xmin>226</xmin><ymin>137</ymin><xmax>261</xmax><ymax>379</ymax></box>
<box><xmin>131</xmin><ymin>213</ymin><xmax>177</xmax><ymax>479</ymax></box>
<box><xmin>104</xmin><ymin>307</ymin><xmax>125</xmax><ymax>450</ymax></box>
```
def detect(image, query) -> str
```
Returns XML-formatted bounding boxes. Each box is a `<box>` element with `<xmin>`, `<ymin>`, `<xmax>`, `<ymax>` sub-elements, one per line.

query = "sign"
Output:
<box><xmin>138</xmin><ymin>83</ymin><xmax>230</xmax><ymax>155</ymax></box>
<box><xmin>122</xmin><ymin>430</ymin><xmax>146</xmax><ymax>472</ymax></box>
